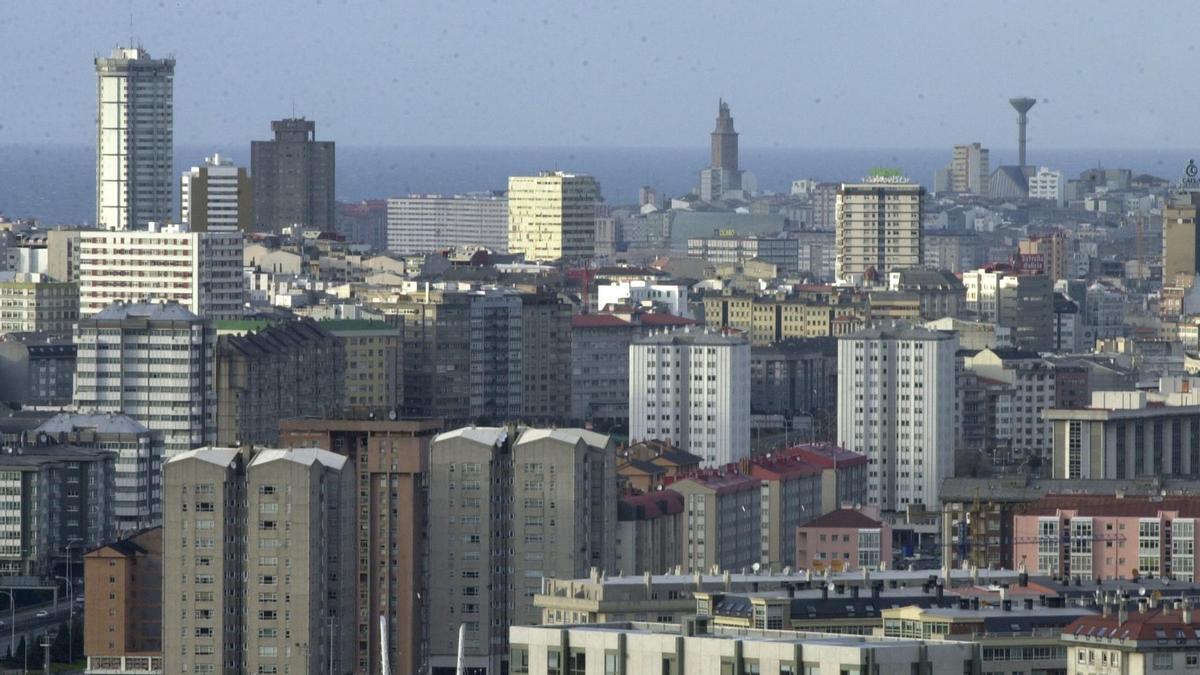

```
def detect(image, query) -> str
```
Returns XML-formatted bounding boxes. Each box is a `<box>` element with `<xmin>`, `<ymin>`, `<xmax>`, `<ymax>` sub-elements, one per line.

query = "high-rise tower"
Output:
<box><xmin>699</xmin><ymin>99</ymin><xmax>744</xmax><ymax>201</ymax></box>
<box><xmin>711</xmin><ymin>99</ymin><xmax>738</xmax><ymax>172</ymax></box>
<box><xmin>95</xmin><ymin>47</ymin><xmax>175</xmax><ymax>230</ymax></box>
<box><xmin>1009</xmin><ymin>97</ymin><xmax>1036</xmax><ymax>167</ymax></box>
<box><xmin>250</xmin><ymin>118</ymin><xmax>336</xmax><ymax>232</ymax></box>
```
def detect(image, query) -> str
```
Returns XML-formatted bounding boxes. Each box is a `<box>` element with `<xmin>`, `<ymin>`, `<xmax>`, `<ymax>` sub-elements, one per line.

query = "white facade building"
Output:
<box><xmin>629</xmin><ymin>330</ymin><xmax>750</xmax><ymax>466</ymax></box>
<box><xmin>835</xmin><ymin>179</ymin><xmax>924</xmax><ymax>285</ymax></box>
<box><xmin>386</xmin><ymin>194</ymin><xmax>508</xmax><ymax>255</ymax></box>
<box><xmin>596</xmin><ymin>280</ymin><xmax>691</xmax><ymax>317</ymax></box>
<box><xmin>95</xmin><ymin>47</ymin><xmax>174</xmax><ymax>231</ymax></box>
<box><xmin>837</xmin><ymin>324</ymin><xmax>956</xmax><ymax>511</ymax></box>
<box><xmin>78</xmin><ymin>224</ymin><xmax>244</xmax><ymax>319</ymax></box>
<box><xmin>1027</xmin><ymin>167</ymin><xmax>1065</xmax><ymax>206</ymax></box>
<box><xmin>73</xmin><ymin>302</ymin><xmax>216</xmax><ymax>458</ymax></box>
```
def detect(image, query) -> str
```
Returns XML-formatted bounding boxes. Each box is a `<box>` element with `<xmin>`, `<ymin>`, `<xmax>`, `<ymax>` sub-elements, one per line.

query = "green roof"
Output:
<box><xmin>215</xmin><ymin>319</ymin><xmax>277</xmax><ymax>332</ymax></box>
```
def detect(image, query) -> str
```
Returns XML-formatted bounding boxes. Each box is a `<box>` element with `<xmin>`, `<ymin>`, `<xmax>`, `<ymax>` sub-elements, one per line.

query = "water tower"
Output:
<box><xmin>1009</xmin><ymin>97</ymin><xmax>1036</xmax><ymax>167</ymax></box>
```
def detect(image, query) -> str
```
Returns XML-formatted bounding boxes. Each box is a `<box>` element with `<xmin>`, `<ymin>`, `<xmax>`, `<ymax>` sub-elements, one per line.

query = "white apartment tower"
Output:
<box><xmin>507</xmin><ymin>172</ymin><xmax>600</xmax><ymax>262</ymax></box>
<box><xmin>180</xmin><ymin>154</ymin><xmax>252</xmax><ymax>232</ymax></box>
<box><xmin>73</xmin><ymin>302</ymin><xmax>216</xmax><ymax>458</ymax></box>
<box><xmin>837</xmin><ymin>324</ymin><xmax>956</xmax><ymax>511</ymax></box>
<box><xmin>835</xmin><ymin>178</ymin><xmax>924</xmax><ymax>285</ymax></box>
<box><xmin>162</xmin><ymin>446</ymin><xmax>355</xmax><ymax>675</ymax></box>
<box><xmin>629</xmin><ymin>330</ymin><xmax>751</xmax><ymax>466</ymax></box>
<box><xmin>95</xmin><ymin>47</ymin><xmax>174</xmax><ymax>230</ymax></box>
<box><xmin>386</xmin><ymin>194</ymin><xmax>509</xmax><ymax>254</ymax></box>
<box><xmin>78</xmin><ymin>225</ymin><xmax>244</xmax><ymax>320</ymax></box>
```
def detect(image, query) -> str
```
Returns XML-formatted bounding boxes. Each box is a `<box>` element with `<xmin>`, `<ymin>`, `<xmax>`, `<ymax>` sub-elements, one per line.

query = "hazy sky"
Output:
<box><xmin>1</xmin><ymin>0</ymin><xmax>1195</xmax><ymax>150</ymax></box>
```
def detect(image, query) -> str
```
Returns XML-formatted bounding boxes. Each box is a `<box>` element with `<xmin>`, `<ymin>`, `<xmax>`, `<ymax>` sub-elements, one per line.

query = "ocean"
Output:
<box><xmin>0</xmin><ymin>144</ymin><xmax>1193</xmax><ymax>224</ymax></box>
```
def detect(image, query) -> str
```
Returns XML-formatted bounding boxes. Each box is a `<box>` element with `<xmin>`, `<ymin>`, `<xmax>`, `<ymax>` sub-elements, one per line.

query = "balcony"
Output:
<box><xmin>85</xmin><ymin>655</ymin><xmax>163</xmax><ymax>674</ymax></box>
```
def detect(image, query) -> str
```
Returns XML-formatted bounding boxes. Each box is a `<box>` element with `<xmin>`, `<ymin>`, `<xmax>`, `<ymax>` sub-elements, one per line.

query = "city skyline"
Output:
<box><xmin>0</xmin><ymin>2</ymin><xmax>1195</xmax><ymax>150</ymax></box>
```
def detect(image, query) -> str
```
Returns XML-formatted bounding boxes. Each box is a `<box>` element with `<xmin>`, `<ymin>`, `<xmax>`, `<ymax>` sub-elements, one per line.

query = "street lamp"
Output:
<box><xmin>53</xmin><ymin>576</ymin><xmax>74</xmax><ymax>666</ymax></box>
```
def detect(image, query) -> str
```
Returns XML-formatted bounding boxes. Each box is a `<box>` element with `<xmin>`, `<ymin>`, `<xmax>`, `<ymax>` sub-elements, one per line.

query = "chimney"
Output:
<box><xmin>821</xmin><ymin>584</ymin><xmax>829</xmax><ymax>600</ymax></box>
<box><xmin>1118</xmin><ymin>603</ymin><xmax>1129</xmax><ymax>625</ymax></box>
<box><xmin>871</xmin><ymin>581</ymin><xmax>882</xmax><ymax>601</ymax></box>
<box><xmin>1018</xmin><ymin>572</ymin><xmax>1029</xmax><ymax>587</ymax></box>
<box><xmin>936</xmin><ymin>582</ymin><xmax>944</xmax><ymax>602</ymax></box>
<box><xmin>723</xmin><ymin>570</ymin><xmax>732</xmax><ymax>592</ymax></box>
<box><xmin>785</xmin><ymin>583</ymin><xmax>795</xmax><ymax>599</ymax></box>
<box><xmin>1024</xmin><ymin>598</ymin><xmax>1034</xmax><ymax>610</ymax></box>
<box><xmin>851</xmin><ymin>585</ymin><xmax>860</xmax><ymax>599</ymax></box>
<box><xmin>1186</xmin><ymin>600</ymin><xmax>1193</xmax><ymax>624</ymax></box>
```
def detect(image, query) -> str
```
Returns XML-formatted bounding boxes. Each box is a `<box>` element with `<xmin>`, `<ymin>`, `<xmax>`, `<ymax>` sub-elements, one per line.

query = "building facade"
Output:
<box><xmin>84</xmin><ymin>527</ymin><xmax>163</xmax><ymax>671</ymax></box>
<box><xmin>507</xmin><ymin>172</ymin><xmax>600</xmax><ymax>262</ymax></box>
<box><xmin>837</xmin><ymin>324</ymin><xmax>957</xmax><ymax>511</ymax></box>
<box><xmin>73</xmin><ymin>302</ymin><xmax>216</xmax><ymax>458</ymax></box>
<box><xmin>95</xmin><ymin>47</ymin><xmax>174</xmax><ymax>231</ymax></box>
<box><xmin>386</xmin><ymin>194</ymin><xmax>508</xmax><ymax>254</ymax></box>
<box><xmin>0</xmin><ymin>272</ymin><xmax>78</xmax><ymax>335</ymax></box>
<box><xmin>318</xmin><ymin>319</ymin><xmax>401</xmax><ymax>412</ymax></box>
<box><xmin>251</xmin><ymin>118</ymin><xmax>336</xmax><ymax>232</ymax></box>
<box><xmin>180</xmin><ymin>153</ymin><xmax>252</xmax><ymax>232</ymax></box>
<box><xmin>835</xmin><ymin>179</ymin><xmax>924</xmax><ymax>284</ymax></box>
<box><xmin>629</xmin><ymin>330</ymin><xmax>751</xmax><ymax>466</ymax></box>
<box><xmin>78</xmin><ymin>226</ymin><xmax>244</xmax><ymax>320</ymax></box>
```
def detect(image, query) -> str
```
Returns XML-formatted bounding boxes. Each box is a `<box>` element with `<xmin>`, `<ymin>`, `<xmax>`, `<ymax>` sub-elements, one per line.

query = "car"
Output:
<box><xmin>35</xmin><ymin>610</ymin><xmax>48</xmax><ymax>618</ymax></box>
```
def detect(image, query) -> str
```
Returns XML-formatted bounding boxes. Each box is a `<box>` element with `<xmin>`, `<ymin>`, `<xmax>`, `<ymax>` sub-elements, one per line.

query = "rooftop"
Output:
<box><xmin>35</xmin><ymin>412</ymin><xmax>150</xmax><ymax>436</ymax></box>
<box><xmin>249</xmin><ymin>447</ymin><xmax>347</xmax><ymax>471</ymax></box>
<box><xmin>801</xmin><ymin>508</ymin><xmax>883</xmax><ymax>530</ymax></box>
<box><xmin>89</xmin><ymin>301</ymin><xmax>200</xmax><ymax>323</ymax></box>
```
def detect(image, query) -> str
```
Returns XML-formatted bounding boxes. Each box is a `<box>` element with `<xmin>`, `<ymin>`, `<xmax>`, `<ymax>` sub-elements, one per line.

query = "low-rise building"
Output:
<box><xmin>1062</xmin><ymin>606</ymin><xmax>1200</xmax><ymax>675</ymax></box>
<box><xmin>509</xmin><ymin>621</ymin><xmax>980</xmax><ymax>675</ymax></box>
<box><xmin>795</xmin><ymin>508</ymin><xmax>893</xmax><ymax>573</ymax></box>
<box><xmin>84</xmin><ymin>527</ymin><xmax>163</xmax><ymax>674</ymax></box>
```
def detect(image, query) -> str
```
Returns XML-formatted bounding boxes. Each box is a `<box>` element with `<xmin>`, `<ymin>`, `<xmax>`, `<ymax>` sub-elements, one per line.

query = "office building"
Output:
<box><xmin>318</xmin><ymin>319</ymin><xmax>401</xmax><ymax>412</ymax></box>
<box><xmin>73</xmin><ymin>302</ymin><xmax>216</xmax><ymax>458</ymax></box>
<box><xmin>78</xmin><ymin>225</ymin><xmax>244</xmax><ymax>320</ymax></box>
<box><xmin>214</xmin><ymin>320</ymin><xmax>345</xmax><ymax>446</ymax></box>
<box><xmin>0</xmin><ymin>444</ymin><xmax>117</xmax><ymax>577</ymax></box>
<box><xmin>508</xmin><ymin>622</ymin><xmax>979</xmax><ymax>675</ymax></box>
<box><xmin>95</xmin><ymin>47</ymin><xmax>174</xmax><ymax>231</ymax></box>
<box><xmin>162</xmin><ymin>446</ymin><xmax>355</xmax><ymax>675</ymax></box>
<box><xmin>507</xmin><ymin>172</ymin><xmax>600</xmax><ymax>261</ymax></box>
<box><xmin>278</xmin><ymin>418</ymin><xmax>442</xmax><ymax>675</ymax></box>
<box><xmin>835</xmin><ymin>178</ymin><xmax>924</xmax><ymax>284</ymax></box>
<box><xmin>1164</xmin><ymin>191</ymin><xmax>1200</xmax><ymax>282</ymax></box>
<box><xmin>427</xmin><ymin>426</ymin><xmax>616</xmax><ymax>675</ymax></box>
<box><xmin>180</xmin><ymin>154</ymin><xmax>252</xmax><ymax>232</ymax></box>
<box><xmin>698</xmin><ymin>100</ymin><xmax>744</xmax><ymax>202</ymax></box>
<box><xmin>386</xmin><ymin>194</ymin><xmax>508</xmax><ymax>254</ymax></box>
<box><xmin>251</xmin><ymin>118</ymin><xmax>336</xmax><ymax>231</ymax></box>
<box><xmin>0</xmin><ymin>272</ymin><xmax>78</xmax><ymax>335</ymax></box>
<box><xmin>1045</xmin><ymin>391</ymin><xmax>1200</xmax><ymax>480</ymax></box>
<box><xmin>84</xmin><ymin>527</ymin><xmax>163</xmax><ymax>673</ymax></box>
<box><xmin>629</xmin><ymin>329</ymin><xmax>751</xmax><ymax>466</ymax></box>
<box><xmin>36</xmin><ymin>412</ymin><xmax>163</xmax><ymax>532</ymax></box>
<box><xmin>837</xmin><ymin>324</ymin><xmax>956</xmax><ymax>511</ymax></box>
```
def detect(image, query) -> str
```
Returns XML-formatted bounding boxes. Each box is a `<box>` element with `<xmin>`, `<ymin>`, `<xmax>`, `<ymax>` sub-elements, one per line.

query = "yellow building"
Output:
<box><xmin>507</xmin><ymin>171</ymin><xmax>600</xmax><ymax>261</ymax></box>
<box><xmin>702</xmin><ymin>290</ymin><xmax>868</xmax><ymax>345</ymax></box>
<box><xmin>1164</xmin><ymin>191</ymin><xmax>1200</xmax><ymax>282</ymax></box>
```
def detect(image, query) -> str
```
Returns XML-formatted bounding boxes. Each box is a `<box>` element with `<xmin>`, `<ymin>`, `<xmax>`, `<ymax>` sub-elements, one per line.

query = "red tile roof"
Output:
<box><xmin>781</xmin><ymin>443</ymin><xmax>868</xmax><ymax>468</ymax></box>
<box><xmin>572</xmin><ymin>314</ymin><xmax>630</xmax><ymax>328</ymax></box>
<box><xmin>1022</xmin><ymin>494</ymin><xmax>1200</xmax><ymax>518</ymax></box>
<box><xmin>1064</xmin><ymin>608</ymin><xmax>1200</xmax><ymax>641</ymax></box>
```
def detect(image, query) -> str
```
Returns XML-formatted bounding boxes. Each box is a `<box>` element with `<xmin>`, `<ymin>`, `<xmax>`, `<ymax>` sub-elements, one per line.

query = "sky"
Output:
<box><xmin>0</xmin><ymin>0</ymin><xmax>1195</xmax><ymax>150</ymax></box>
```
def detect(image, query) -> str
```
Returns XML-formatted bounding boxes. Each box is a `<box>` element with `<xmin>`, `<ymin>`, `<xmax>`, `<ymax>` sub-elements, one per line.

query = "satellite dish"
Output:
<box><xmin>752</xmin><ymin>562</ymin><xmax>761</xmax><ymax>574</ymax></box>
<box><xmin>1139</xmin><ymin>587</ymin><xmax>1147</xmax><ymax>597</ymax></box>
<box><xmin>827</xmin><ymin>582</ymin><xmax>836</xmax><ymax>592</ymax></box>
<box><xmin>388</xmin><ymin>409</ymin><xmax>398</xmax><ymax>421</ymax></box>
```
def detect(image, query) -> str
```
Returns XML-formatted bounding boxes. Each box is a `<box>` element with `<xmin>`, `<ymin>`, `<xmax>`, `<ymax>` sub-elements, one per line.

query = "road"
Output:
<box><xmin>0</xmin><ymin>598</ymin><xmax>78</xmax><ymax>653</ymax></box>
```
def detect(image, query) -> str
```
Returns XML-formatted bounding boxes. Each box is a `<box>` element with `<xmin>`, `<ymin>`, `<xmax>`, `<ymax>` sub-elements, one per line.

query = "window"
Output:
<box><xmin>547</xmin><ymin>649</ymin><xmax>561</xmax><ymax>675</ymax></box>
<box><xmin>1153</xmin><ymin>653</ymin><xmax>1175</xmax><ymax>670</ymax></box>
<box><xmin>568</xmin><ymin>649</ymin><xmax>586</xmax><ymax>675</ymax></box>
<box><xmin>511</xmin><ymin>646</ymin><xmax>529</xmax><ymax>674</ymax></box>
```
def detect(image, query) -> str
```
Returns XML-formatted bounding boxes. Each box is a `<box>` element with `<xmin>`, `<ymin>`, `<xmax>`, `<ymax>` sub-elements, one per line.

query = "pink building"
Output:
<box><xmin>1012</xmin><ymin>495</ymin><xmax>1200</xmax><ymax>582</ymax></box>
<box><xmin>795</xmin><ymin>507</ymin><xmax>892</xmax><ymax>572</ymax></box>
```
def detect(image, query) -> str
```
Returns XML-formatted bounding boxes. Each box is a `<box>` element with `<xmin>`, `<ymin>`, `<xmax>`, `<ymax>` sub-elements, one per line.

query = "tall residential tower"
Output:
<box><xmin>95</xmin><ymin>47</ymin><xmax>175</xmax><ymax>230</ymax></box>
<box><xmin>251</xmin><ymin>118</ymin><xmax>336</xmax><ymax>232</ymax></box>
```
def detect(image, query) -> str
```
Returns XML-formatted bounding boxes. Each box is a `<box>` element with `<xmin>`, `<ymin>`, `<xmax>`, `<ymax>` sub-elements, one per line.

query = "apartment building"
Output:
<box><xmin>0</xmin><ymin>332</ymin><xmax>77</xmax><ymax>407</ymax></box>
<box><xmin>386</xmin><ymin>193</ymin><xmax>508</xmax><ymax>254</ymax></box>
<box><xmin>215</xmin><ymin>320</ymin><xmax>345</xmax><ymax>446</ymax></box>
<box><xmin>962</xmin><ymin>265</ymin><xmax>1054</xmax><ymax>353</ymax></box>
<box><xmin>73</xmin><ymin>302</ymin><xmax>216</xmax><ymax>458</ymax></box>
<box><xmin>180</xmin><ymin>154</ymin><xmax>252</xmax><ymax>232</ymax></box>
<box><xmin>84</xmin><ymin>527</ymin><xmax>163</xmax><ymax>672</ymax></box>
<box><xmin>0</xmin><ymin>272</ymin><xmax>78</xmax><ymax>335</ymax></box>
<box><xmin>748</xmin><ymin>338</ymin><xmax>838</xmax><ymax>439</ymax></box>
<box><xmin>36</xmin><ymin>412</ymin><xmax>163</xmax><ymax>532</ymax></box>
<box><xmin>701</xmin><ymin>289</ymin><xmax>866</xmax><ymax>346</ymax></box>
<box><xmin>964</xmin><ymin>347</ymin><xmax>1057</xmax><ymax>461</ymax></box>
<box><xmin>318</xmin><ymin>319</ymin><xmax>401</xmax><ymax>412</ymax></box>
<box><xmin>251</xmin><ymin>118</ymin><xmax>336</xmax><ymax>232</ymax></box>
<box><xmin>837</xmin><ymin>324</ymin><xmax>957</xmax><ymax>511</ymax></box>
<box><xmin>629</xmin><ymin>329</ymin><xmax>751</xmax><ymax>466</ymax></box>
<box><xmin>162</xmin><ymin>446</ymin><xmax>355</xmax><ymax>675</ymax></box>
<box><xmin>570</xmin><ymin>311</ymin><xmax>695</xmax><ymax>425</ymax></box>
<box><xmin>78</xmin><ymin>225</ymin><xmax>244</xmax><ymax>320</ymax></box>
<box><xmin>795</xmin><ymin>508</ymin><xmax>892</xmax><ymax>572</ymax></box>
<box><xmin>0</xmin><ymin>444</ymin><xmax>116</xmax><ymax>577</ymax></box>
<box><xmin>278</xmin><ymin>417</ymin><xmax>442</xmax><ymax>675</ymax></box>
<box><xmin>427</xmin><ymin>426</ymin><xmax>617</xmax><ymax>675</ymax></box>
<box><xmin>1061</xmin><ymin>606</ymin><xmax>1200</xmax><ymax>673</ymax></box>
